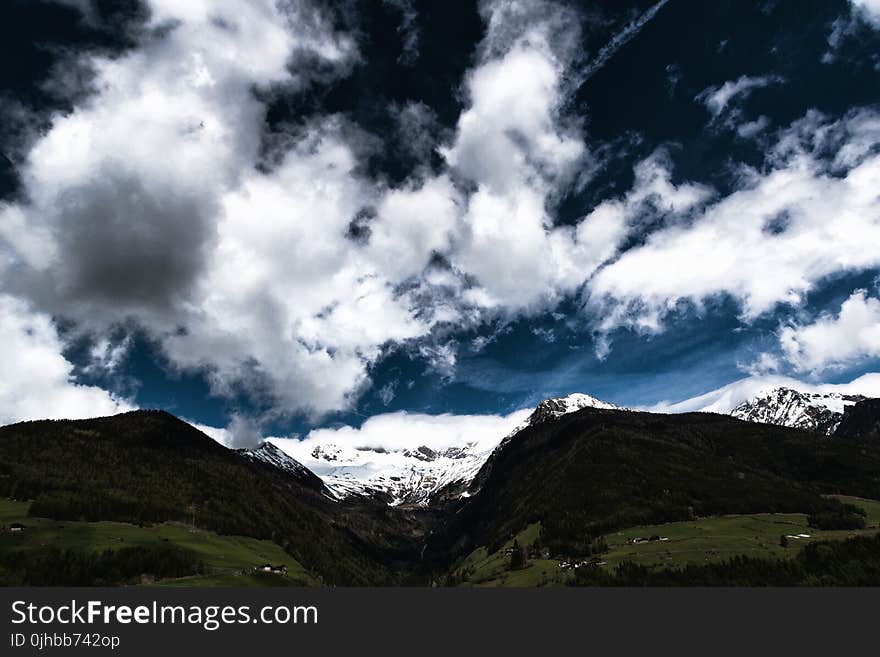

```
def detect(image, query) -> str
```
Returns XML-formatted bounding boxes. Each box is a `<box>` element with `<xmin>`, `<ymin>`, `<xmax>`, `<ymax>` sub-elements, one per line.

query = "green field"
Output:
<box><xmin>452</xmin><ymin>496</ymin><xmax>880</xmax><ymax>587</ymax></box>
<box><xmin>0</xmin><ymin>499</ymin><xmax>318</xmax><ymax>586</ymax></box>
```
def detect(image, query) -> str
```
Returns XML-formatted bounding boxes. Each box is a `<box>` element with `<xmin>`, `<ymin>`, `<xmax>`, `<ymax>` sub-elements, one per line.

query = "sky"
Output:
<box><xmin>1</xmin><ymin>0</ymin><xmax>880</xmax><ymax>448</ymax></box>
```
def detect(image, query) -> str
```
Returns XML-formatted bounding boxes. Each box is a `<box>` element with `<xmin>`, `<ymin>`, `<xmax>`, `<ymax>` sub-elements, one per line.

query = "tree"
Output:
<box><xmin>779</xmin><ymin>534</ymin><xmax>789</xmax><ymax>548</ymax></box>
<box><xmin>509</xmin><ymin>540</ymin><xmax>528</xmax><ymax>570</ymax></box>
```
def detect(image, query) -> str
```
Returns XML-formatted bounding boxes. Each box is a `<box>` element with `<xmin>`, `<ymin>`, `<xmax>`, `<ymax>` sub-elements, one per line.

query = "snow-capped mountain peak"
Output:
<box><xmin>730</xmin><ymin>386</ymin><xmax>866</xmax><ymax>435</ymax></box>
<box><xmin>238</xmin><ymin>442</ymin><xmax>313</xmax><ymax>478</ymax></box>
<box><xmin>527</xmin><ymin>393</ymin><xmax>619</xmax><ymax>423</ymax></box>
<box><xmin>294</xmin><ymin>439</ymin><xmax>493</xmax><ymax>506</ymax></box>
<box><xmin>502</xmin><ymin>393</ymin><xmax>620</xmax><ymax>441</ymax></box>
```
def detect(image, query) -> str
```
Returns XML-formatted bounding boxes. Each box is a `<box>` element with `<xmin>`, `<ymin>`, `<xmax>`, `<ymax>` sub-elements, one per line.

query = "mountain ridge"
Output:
<box><xmin>4</xmin><ymin>400</ymin><xmax>880</xmax><ymax>585</ymax></box>
<box><xmin>730</xmin><ymin>386</ymin><xmax>867</xmax><ymax>434</ymax></box>
<box><xmin>254</xmin><ymin>385</ymin><xmax>877</xmax><ymax>506</ymax></box>
<box><xmin>280</xmin><ymin>392</ymin><xmax>620</xmax><ymax>506</ymax></box>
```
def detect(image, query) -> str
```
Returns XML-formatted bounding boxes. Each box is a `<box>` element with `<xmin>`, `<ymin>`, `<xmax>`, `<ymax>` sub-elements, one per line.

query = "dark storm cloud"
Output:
<box><xmin>51</xmin><ymin>170</ymin><xmax>216</xmax><ymax>313</ymax></box>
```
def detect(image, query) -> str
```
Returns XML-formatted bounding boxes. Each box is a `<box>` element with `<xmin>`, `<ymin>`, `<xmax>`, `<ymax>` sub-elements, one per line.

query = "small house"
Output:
<box><xmin>256</xmin><ymin>564</ymin><xmax>287</xmax><ymax>574</ymax></box>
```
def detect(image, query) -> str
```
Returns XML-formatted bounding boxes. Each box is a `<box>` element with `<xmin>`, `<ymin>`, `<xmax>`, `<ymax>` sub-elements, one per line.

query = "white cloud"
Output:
<box><xmin>581</xmin><ymin>0</ymin><xmax>670</xmax><ymax>82</ymax></box>
<box><xmin>158</xmin><ymin>125</ymin><xmax>435</xmax><ymax>415</ymax></box>
<box><xmin>190</xmin><ymin>422</ymin><xmax>234</xmax><ymax>448</ymax></box>
<box><xmin>0</xmin><ymin>1</ymin><xmax>396</xmax><ymax>418</ymax></box>
<box><xmin>273</xmin><ymin>407</ymin><xmax>531</xmax><ymax>459</ymax></box>
<box><xmin>827</xmin><ymin>1</ymin><xmax>880</xmax><ymax>57</ymax></box>
<box><xmin>851</xmin><ymin>0</ymin><xmax>880</xmax><ymax>27</ymax></box>
<box><xmin>377</xmin><ymin>382</ymin><xmax>396</xmax><ymax>406</ymax></box>
<box><xmin>0</xmin><ymin>0</ymin><xmax>353</xmax><ymax>321</ymax></box>
<box><xmin>365</xmin><ymin>175</ymin><xmax>461</xmax><ymax>282</ymax></box>
<box><xmin>0</xmin><ymin>295</ymin><xmax>132</xmax><ymax>425</ymax></box>
<box><xmin>648</xmin><ymin>372</ymin><xmax>880</xmax><ymax>414</ymax></box>
<box><xmin>589</xmin><ymin>109</ymin><xmax>880</xmax><ymax>336</ymax></box>
<box><xmin>696</xmin><ymin>75</ymin><xmax>783</xmax><ymax>118</ymax></box>
<box><xmin>779</xmin><ymin>290</ymin><xmax>880</xmax><ymax>372</ymax></box>
<box><xmin>443</xmin><ymin>2</ymin><xmax>707</xmax><ymax>314</ymax></box>
<box><xmin>737</xmin><ymin>115</ymin><xmax>770</xmax><ymax>139</ymax></box>
<box><xmin>190</xmin><ymin>413</ymin><xmax>267</xmax><ymax>449</ymax></box>
<box><xmin>418</xmin><ymin>341</ymin><xmax>459</xmax><ymax>379</ymax></box>
<box><xmin>442</xmin><ymin>22</ymin><xmax>586</xmax><ymax>309</ymax></box>
<box><xmin>85</xmin><ymin>335</ymin><xmax>132</xmax><ymax>375</ymax></box>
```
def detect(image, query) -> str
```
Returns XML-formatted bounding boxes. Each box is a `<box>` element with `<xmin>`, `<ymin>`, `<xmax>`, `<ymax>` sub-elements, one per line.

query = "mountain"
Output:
<box><xmin>0</xmin><ymin>410</ymin><xmax>433</xmax><ymax>585</ymax></box>
<box><xmin>518</xmin><ymin>393</ymin><xmax>620</xmax><ymax>425</ymax></box>
<box><xmin>294</xmin><ymin>441</ymin><xmax>494</xmax><ymax>506</ymax></box>
<box><xmin>834</xmin><ymin>398</ymin><xmax>880</xmax><ymax>441</ymax></box>
<box><xmin>435</xmin><ymin>404</ymin><xmax>880</xmax><ymax>559</ymax></box>
<box><xmin>498</xmin><ymin>393</ymin><xmax>620</xmax><ymax>446</ymax></box>
<box><xmin>237</xmin><ymin>442</ymin><xmax>329</xmax><ymax>493</ymax></box>
<box><xmin>730</xmin><ymin>387</ymin><xmax>866</xmax><ymax>434</ymax></box>
<box><xmin>288</xmin><ymin>393</ymin><xmax>620</xmax><ymax>506</ymax></box>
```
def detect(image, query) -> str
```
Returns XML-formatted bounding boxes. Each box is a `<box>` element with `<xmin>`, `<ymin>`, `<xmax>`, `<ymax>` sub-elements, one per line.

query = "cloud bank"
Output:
<box><xmin>274</xmin><ymin>407</ymin><xmax>532</xmax><ymax>457</ymax></box>
<box><xmin>588</xmin><ymin>109</ymin><xmax>880</xmax><ymax>336</ymax></box>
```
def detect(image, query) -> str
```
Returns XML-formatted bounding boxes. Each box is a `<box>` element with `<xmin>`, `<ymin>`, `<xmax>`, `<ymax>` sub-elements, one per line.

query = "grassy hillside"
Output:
<box><xmin>447</xmin><ymin>496</ymin><xmax>880</xmax><ymax>587</ymax></box>
<box><xmin>601</xmin><ymin>495</ymin><xmax>880</xmax><ymax>571</ymax></box>
<box><xmin>0</xmin><ymin>499</ymin><xmax>318</xmax><ymax>586</ymax></box>
<box><xmin>445</xmin><ymin>524</ymin><xmax>565</xmax><ymax>587</ymax></box>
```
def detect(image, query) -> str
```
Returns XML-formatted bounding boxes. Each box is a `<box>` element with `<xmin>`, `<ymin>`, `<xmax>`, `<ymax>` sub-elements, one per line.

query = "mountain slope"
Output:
<box><xmin>435</xmin><ymin>405</ymin><xmax>880</xmax><ymax>559</ymax></box>
<box><xmin>730</xmin><ymin>387</ymin><xmax>866</xmax><ymax>434</ymax></box>
<box><xmin>0</xmin><ymin>410</ymin><xmax>431</xmax><ymax>584</ymax></box>
<box><xmin>237</xmin><ymin>442</ymin><xmax>329</xmax><ymax>494</ymax></box>
<box><xmin>834</xmin><ymin>398</ymin><xmax>880</xmax><ymax>441</ymax></box>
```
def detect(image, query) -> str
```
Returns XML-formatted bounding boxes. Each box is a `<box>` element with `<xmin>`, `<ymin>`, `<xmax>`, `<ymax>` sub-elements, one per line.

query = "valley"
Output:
<box><xmin>1</xmin><ymin>387</ymin><xmax>879</xmax><ymax>586</ymax></box>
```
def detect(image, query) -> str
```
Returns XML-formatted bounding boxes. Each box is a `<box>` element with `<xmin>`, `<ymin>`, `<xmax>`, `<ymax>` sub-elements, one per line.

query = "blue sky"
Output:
<box><xmin>1</xmin><ymin>0</ymin><xmax>880</xmax><ymax>445</ymax></box>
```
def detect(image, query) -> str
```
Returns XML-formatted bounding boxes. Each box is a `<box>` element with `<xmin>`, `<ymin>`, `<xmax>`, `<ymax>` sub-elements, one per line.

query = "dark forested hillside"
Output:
<box><xmin>437</xmin><ymin>405</ymin><xmax>880</xmax><ymax>559</ymax></box>
<box><xmin>834</xmin><ymin>398</ymin><xmax>880</xmax><ymax>442</ymax></box>
<box><xmin>0</xmin><ymin>410</ymin><xmax>432</xmax><ymax>585</ymax></box>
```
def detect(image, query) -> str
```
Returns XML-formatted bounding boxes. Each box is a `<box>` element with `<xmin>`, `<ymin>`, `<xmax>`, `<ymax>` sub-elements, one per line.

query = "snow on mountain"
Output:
<box><xmin>730</xmin><ymin>387</ymin><xmax>866</xmax><ymax>434</ymax></box>
<box><xmin>290</xmin><ymin>441</ymin><xmax>497</xmax><ymax>506</ymax></box>
<box><xmin>272</xmin><ymin>392</ymin><xmax>620</xmax><ymax>506</ymax></box>
<box><xmin>503</xmin><ymin>393</ymin><xmax>620</xmax><ymax>441</ymax></box>
<box><xmin>245</xmin><ymin>386</ymin><xmax>875</xmax><ymax>505</ymax></box>
<box><xmin>237</xmin><ymin>442</ymin><xmax>322</xmax><ymax>483</ymax></box>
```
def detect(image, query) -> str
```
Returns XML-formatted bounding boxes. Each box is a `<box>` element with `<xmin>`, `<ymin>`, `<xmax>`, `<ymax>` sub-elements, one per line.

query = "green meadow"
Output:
<box><xmin>452</xmin><ymin>496</ymin><xmax>880</xmax><ymax>587</ymax></box>
<box><xmin>0</xmin><ymin>498</ymin><xmax>318</xmax><ymax>586</ymax></box>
